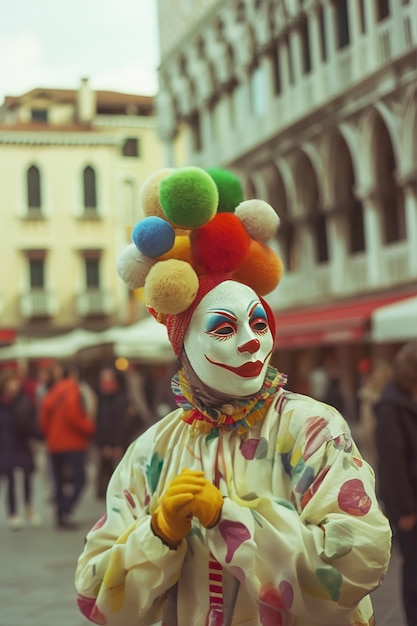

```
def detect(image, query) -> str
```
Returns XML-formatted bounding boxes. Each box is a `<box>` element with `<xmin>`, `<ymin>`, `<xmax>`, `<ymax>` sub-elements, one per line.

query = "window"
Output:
<box><xmin>314</xmin><ymin>213</ymin><xmax>329</xmax><ymax>263</ymax></box>
<box><xmin>29</xmin><ymin>258</ymin><xmax>45</xmax><ymax>288</ymax></box>
<box><xmin>122</xmin><ymin>137</ymin><xmax>140</xmax><ymax>157</ymax></box>
<box><xmin>31</xmin><ymin>109</ymin><xmax>48</xmax><ymax>122</ymax></box>
<box><xmin>358</xmin><ymin>0</ymin><xmax>366</xmax><ymax>33</ymax></box>
<box><xmin>376</xmin><ymin>0</ymin><xmax>390</xmax><ymax>21</ymax></box>
<box><xmin>271</xmin><ymin>44</ymin><xmax>281</xmax><ymax>95</ymax></box>
<box><xmin>349</xmin><ymin>198</ymin><xmax>366</xmax><ymax>253</ymax></box>
<box><xmin>300</xmin><ymin>16</ymin><xmax>312</xmax><ymax>74</ymax></box>
<box><xmin>83</xmin><ymin>166</ymin><xmax>97</xmax><ymax>210</ymax></box>
<box><xmin>27</xmin><ymin>165</ymin><xmax>42</xmax><ymax>209</ymax></box>
<box><xmin>318</xmin><ymin>6</ymin><xmax>327</xmax><ymax>61</ymax></box>
<box><xmin>190</xmin><ymin>111</ymin><xmax>202</xmax><ymax>152</ymax></box>
<box><xmin>336</xmin><ymin>0</ymin><xmax>350</xmax><ymax>49</ymax></box>
<box><xmin>85</xmin><ymin>258</ymin><xmax>100</xmax><ymax>288</ymax></box>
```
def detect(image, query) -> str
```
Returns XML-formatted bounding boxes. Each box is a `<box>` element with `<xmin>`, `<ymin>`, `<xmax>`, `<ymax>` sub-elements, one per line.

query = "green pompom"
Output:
<box><xmin>159</xmin><ymin>166</ymin><xmax>218</xmax><ymax>229</ymax></box>
<box><xmin>206</xmin><ymin>167</ymin><xmax>244</xmax><ymax>213</ymax></box>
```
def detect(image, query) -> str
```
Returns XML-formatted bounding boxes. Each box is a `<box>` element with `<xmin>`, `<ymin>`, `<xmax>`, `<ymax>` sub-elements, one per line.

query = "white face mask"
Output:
<box><xmin>183</xmin><ymin>281</ymin><xmax>274</xmax><ymax>397</ymax></box>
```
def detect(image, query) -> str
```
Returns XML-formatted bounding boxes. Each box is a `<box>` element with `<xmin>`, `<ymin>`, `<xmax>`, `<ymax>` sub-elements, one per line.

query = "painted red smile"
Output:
<box><xmin>205</xmin><ymin>356</ymin><xmax>265</xmax><ymax>378</ymax></box>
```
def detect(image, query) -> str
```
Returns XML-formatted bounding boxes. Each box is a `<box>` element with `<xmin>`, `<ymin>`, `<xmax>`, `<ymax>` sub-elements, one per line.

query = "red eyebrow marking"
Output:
<box><xmin>207</xmin><ymin>309</ymin><xmax>237</xmax><ymax>321</ymax></box>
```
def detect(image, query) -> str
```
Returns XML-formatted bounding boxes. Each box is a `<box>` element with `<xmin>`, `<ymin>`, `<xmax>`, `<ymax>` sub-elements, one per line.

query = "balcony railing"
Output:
<box><xmin>383</xmin><ymin>241</ymin><xmax>410</xmax><ymax>285</ymax></box>
<box><xmin>21</xmin><ymin>290</ymin><xmax>57</xmax><ymax>318</ymax></box>
<box><xmin>77</xmin><ymin>290</ymin><xmax>113</xmax><ymax>317</ymax></box>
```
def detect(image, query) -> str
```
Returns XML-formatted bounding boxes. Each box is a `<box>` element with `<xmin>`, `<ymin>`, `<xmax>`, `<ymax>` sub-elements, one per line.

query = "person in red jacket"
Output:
<box><xmin>39</xmin><ymin>362</ymin><xmax>95</xmax><ymax>529</ymax></box>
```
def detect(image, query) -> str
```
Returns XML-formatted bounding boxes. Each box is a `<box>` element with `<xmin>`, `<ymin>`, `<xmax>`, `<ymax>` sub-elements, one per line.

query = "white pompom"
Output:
<box><xmin>116</xmin><ymin>243</ymin><xmax>155</xmax><ymax>289</ymax></box>
<box><xmin>235</xmin><ymin>199</ymin><xmax>280</xmax><ymax>242</ymax></box>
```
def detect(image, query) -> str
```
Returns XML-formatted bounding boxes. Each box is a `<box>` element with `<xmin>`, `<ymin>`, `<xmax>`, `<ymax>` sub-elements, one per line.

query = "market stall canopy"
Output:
<box><xmin>0</xmin><ymin>328</ymin><xmax>101</xmax><ymax>361</ymax></box>
<box><xmin>0</xmin><ymin>318</ymin><xmax>176</xmax><ymax>365</ymax></box>
<box><xmin>274</xmin><ymin>293</ymin><xmax>413</xmax><ymax>348</ymax></box>
<box><xmin>371</xmin><ymin>295</ymin><xmax>417</xmax><ymax>342</ymax></box>
<box><xmin>107</xmin><ymin>316</ymin><xmax>175</xmax><ymax>363</ymax></box>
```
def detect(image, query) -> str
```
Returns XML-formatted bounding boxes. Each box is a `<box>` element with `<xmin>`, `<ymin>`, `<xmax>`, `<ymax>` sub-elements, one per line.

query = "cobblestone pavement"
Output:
<box><xmin>0</xmin><ymin>450</ymin><xmax>407</xmax><ymax>626</ymax></box>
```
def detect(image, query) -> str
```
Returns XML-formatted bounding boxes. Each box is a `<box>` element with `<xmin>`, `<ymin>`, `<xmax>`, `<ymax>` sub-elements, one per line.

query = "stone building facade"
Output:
<box><xmin>0</xmin><ymin>80</ymin><xmax>166</xmax><ymax>343</ymax></box>
<box><xmin>155</xmin><ymin>0</ymin><xmax>417</xmax><ymax>409</ymax></box>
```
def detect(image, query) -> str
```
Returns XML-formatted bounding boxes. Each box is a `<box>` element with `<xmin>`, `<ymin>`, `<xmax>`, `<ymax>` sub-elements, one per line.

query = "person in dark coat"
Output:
<box><xmin>0</xmin><ymin>369</ymin><xmax>41</xmax><ymax>529</ymax></box>
<box><xmin>95</xmin><ymin>366</ymin><xmax>147</xmax><ymax>499</ymax></box>
<box><xmin>374</xmin><ymin>341</ymin><xmax>417</xmax><ymax>626</ymax></box>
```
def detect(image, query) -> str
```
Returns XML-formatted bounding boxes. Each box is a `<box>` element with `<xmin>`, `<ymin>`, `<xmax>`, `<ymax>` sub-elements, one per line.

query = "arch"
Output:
<box><xmin>321</xmin><ymin>123</ymin><xmax>360</xmax><ymax>206</ymax></box>
<box><xmin>372</xmin><ymin>114</ymin><xmax>406</xmax><ymax>244</ymax></box>
<box><xmin>359</xmin><ymin>103</ymin><xmax>401</xmax><ymax>191</ymax></box>
<box><xmin>323</xmin><ymin>128</ymin><xmax>365</xmax><ymax>254</ymax></box>
<box><xmin>292</xmin><ymin>148</ymin><xmax>329</xmax><ymax>264</ymax></box>
<box><xmin>264</xmin><ymin>161</ymin><xmax>297</xmax><ymax>272</ymax></box>
<box><xmin>242</xmin><ymin>175</ymin><xmax>257</xmax><ymax>198</ymax></box>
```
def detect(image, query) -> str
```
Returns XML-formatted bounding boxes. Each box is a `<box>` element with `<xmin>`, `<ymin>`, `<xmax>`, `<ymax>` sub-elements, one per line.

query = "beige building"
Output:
<box><xmin>0</xmin><ymin>79</ymin><xmax>169</xmax><ymax>344</ymax></box>
<box><xmin>155</xmin><ymin>0</ymin><xmax>417</xmax><ymax>406</ymax></box>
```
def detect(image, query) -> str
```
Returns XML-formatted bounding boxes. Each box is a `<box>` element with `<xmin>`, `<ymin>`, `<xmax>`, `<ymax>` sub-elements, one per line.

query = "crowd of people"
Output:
<box><xmin>0</xmin><ymin>341</ymin><xmax>415</xmax><ymax>624</ymax></box>
<box><xmin>0</xmin><ymin>360</ymin><xmax>173</xmax><ymax>531</ymax></box>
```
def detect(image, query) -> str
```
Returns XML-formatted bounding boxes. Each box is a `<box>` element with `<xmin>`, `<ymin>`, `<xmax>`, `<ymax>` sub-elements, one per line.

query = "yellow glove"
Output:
<box><xmin>151</xmin><ymin>469</ymin><xmax>205</xmax><ymax>547</ymax></box>
<box><xmin>190</xmin><ymin>476</ymin><xmax>223</xmax><ymax>528</ymax></box>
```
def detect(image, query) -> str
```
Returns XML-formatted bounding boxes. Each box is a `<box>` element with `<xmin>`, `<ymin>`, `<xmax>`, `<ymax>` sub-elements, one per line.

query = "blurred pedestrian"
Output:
<box><xmin>39</xmin><ymin>362</ymin><xmax>95</xmax><ymax>529</ymax></box>
<box><xmin>0</xmin><ymin>369</ymin><xmax>41</xmax><ymax>530</ymax></box>
<box><xmin>95</xmin><ymin>366</ymin><xmax>147</xmax><ymax>499</ymax></box>
<box><xmin>357</xmin><ymin>359</ymin><xmax>393</xmax><ymax>468</ymax></box>
<box><xmin>323</xmin><ymin>365</ymin><xmax>345</xmax><ymax>414</ymax></box>
<box><xmin>374</xmin><ymin>341</ymin><xmax>417</xmax><ymax>626</ymax></box>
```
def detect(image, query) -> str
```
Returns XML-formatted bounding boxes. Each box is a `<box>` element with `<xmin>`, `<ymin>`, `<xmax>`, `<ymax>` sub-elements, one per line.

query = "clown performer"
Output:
<box><xmin>75</xmin><ymin>167</ymin><xmax>391</xmax><ymax>626</ymax></box>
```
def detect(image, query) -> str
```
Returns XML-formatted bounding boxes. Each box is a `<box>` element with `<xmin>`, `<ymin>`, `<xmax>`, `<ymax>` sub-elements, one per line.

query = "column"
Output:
<box><xmin>260</xmin><ymin>53</ymin><xmax>276</xmax><ymax>112</ymax></box>
<box><xmin>402</xmin><ymin>177</ymin><xmax>417</xmax><ymax>276</ymax></box>
<box><xmin>326</xmin><ymin>210</ymin><xmax>349</xmax><ymax>295</ymax></box>
<box><xmin>362</xmin><ymin>0</ymin><xmax>378</xmax><ymax>70</ymax></box>
<box><xmin>346</xmin><ymin>0</ymin><xmax>363</xmax><ymax>80</ymax></box>
<box><xmin>358</xmin><ymin>188</ymin><xmax>384</xmax><ymax>286</ymax></box>
<box><xmin>288</xmin><ymin>22</ymin><xmax>303</xmax><ymax>87</ymax></box>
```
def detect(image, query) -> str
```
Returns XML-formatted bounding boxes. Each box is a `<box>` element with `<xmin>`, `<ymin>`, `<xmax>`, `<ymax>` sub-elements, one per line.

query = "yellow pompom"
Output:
<box><xmin>140</xmin><ymin>168</ymin><xmax>174</xmax><ymax>219</ymax></box>
<box><xmin>144</xmin><ymin>259</ymin><xmax>199</xmax><ymax>314</ymax></box>
<box><xmin>158</xmin><ymin>235</ymin><xmax>192</xmax><ymax>264</ymax></box>
<box><xmin>233</xmin><ymin>240</ymin><xmax>284</xmax><ymax>295</ymax></box>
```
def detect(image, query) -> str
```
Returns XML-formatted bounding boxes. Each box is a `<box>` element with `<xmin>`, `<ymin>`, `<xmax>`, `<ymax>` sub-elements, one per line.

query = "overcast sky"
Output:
<box><xmin>0</xmin><ymin>0</ymin><xmax>160</xmax><ymax>103</ymax></box>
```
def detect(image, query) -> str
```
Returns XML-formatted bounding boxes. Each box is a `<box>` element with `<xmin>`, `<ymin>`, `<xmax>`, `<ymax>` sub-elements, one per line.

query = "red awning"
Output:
<box><xmin>0</xmin><ymin>329</ymin><xmax>16</xmax><ymax>345</ymax></box>
<box><xmin>274</xmin><ymin>293</ymin><xmax>413</xmax><ymax>348</ymax></box>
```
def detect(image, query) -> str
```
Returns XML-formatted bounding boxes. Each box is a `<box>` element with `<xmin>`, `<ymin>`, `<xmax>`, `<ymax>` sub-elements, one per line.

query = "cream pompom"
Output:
<box><xmin>144</xmin><ymin>259</ymin><xmax>199</xmax><ymax>315</ymax></box>
<box><xmin>235</xmin><ymin>199</ymin><xmax>280</xmax><ymax>242</ymax></box>
<box><xmin>140</xmin><ymin>168</ymin><xmax>174</xmax><ymax>219</ymax></box>
<box><xmin>116</xmin><ymin>243</ymin><xmax>155</xmax><ymax>289</ymax></box>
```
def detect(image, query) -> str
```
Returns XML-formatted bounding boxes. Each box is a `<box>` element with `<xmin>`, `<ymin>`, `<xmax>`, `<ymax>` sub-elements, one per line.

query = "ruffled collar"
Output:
<box><xmin>171</xmin><ymin>366</ymin><xmax>287</xmax><ymax>435</ymax></box>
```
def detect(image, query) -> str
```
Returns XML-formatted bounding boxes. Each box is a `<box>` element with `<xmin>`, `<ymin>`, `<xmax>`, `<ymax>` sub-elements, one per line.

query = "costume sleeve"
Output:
<box><xmin>205</xmin><ymin>411</ymin><xmax>392</xmax><ymax>625</ymax></box>
<box><xmin>75</xmin><ymin>442</ymin><xmax>187</xmax><ymax>626</ymax></box>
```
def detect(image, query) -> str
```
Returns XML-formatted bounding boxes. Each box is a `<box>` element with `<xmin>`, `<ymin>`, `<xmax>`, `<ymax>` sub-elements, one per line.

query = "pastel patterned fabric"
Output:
<box><xmin>75</xmin><ymin>385</ymin><xmax>391</xmax><ymax>626</ymax></box>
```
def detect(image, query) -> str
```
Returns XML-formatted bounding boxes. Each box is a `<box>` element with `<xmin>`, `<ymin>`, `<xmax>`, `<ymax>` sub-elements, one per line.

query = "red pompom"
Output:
<box><xmin>191</xmin><ymin>213</ymin><xmax>250</xmax><ymax>274</ymax></box>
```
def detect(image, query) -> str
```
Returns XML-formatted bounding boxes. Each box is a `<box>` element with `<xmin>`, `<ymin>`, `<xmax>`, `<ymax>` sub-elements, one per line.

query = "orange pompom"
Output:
<box><xmin>191</xmin><ymin>213</ymin><xmax>250</xmax><ymax>274</ymax></box>
<box><xmin>233</xmin><ymin>240</ymin><xmax>284</xmax><ymax>295</ymax></box>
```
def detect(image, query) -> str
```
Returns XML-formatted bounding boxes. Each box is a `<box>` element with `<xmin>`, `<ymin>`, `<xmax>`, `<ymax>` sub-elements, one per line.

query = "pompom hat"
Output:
<box><xmin>116</xmin><ymin>165</ymin><xmax>283</xmax><ymax>356</ymax></box>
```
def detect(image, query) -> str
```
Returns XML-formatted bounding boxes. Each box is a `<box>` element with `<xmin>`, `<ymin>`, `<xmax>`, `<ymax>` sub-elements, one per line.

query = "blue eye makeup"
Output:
<box><xmin>205</xmin><ymin>311</ymin><xmax>237</xmax><ymax>338</ymax></box>
<box><xmin>249</xmin><ymin>304</ymin><xmax>269</xmax><ymax>333</ymax></box>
